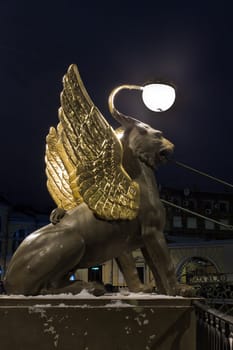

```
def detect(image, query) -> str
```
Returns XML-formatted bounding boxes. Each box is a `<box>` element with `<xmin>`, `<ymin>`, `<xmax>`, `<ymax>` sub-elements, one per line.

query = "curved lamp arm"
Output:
<box><xmin>108</xmin><ymin>82</ymin><xmax>176</xmax><ymax>127</ymax></box>
<box><xmin>108</xmin><ymin>84</ymin><xmax>143</xmax><ymax>127</ymax></box>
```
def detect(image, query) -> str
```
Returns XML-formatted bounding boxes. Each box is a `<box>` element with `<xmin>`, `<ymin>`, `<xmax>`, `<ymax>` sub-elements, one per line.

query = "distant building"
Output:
<box><xmin>0</xmin><ymin>196</ymin><xmax>49</xmax><ymax>278</ymax></box>
<box><xmin>162</xmin><ymin>186</ymin><xmax>233</xmax><ymax>241</ymax></box>
<box><xmin>161</xmin><ymin>187</ymin><xmax>233</xmax><ymax>283</ymax></box>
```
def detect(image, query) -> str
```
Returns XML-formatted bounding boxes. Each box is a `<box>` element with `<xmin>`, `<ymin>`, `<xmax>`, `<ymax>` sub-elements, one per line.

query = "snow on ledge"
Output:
<box><xmin>0</xmin><ymin>289</ymin><xmax>184</xmax><ymax>300</ymax></box>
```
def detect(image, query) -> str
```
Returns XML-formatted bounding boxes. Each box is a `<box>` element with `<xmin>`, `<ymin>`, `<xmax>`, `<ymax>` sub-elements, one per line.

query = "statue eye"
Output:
<box><xmin>139</xmin><ymin>128</ymin><xmax>147</xmax><ymax>135</ymax></box>
<box><xmin>155</xmin><ymin>131</ymin><xmax>162</xmax><ymax>138</ymax></box>
<box><xmin>136</xmin><ymin>124</ymin><xmax>148</xmax><ymax>135</ymax></box>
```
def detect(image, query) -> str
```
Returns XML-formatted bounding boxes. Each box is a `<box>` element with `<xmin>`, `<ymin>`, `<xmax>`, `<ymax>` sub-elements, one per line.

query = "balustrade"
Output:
<box><xmin>195</xmin><ymin>301</ymin><xmax>233</xmax><ymax>350</ymax></box>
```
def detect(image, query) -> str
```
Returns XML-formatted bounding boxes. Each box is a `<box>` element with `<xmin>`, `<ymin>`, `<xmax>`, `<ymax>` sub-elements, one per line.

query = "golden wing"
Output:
<box><xmin>46</xmin><ymin>64</ymin><xmax>139</xmax><ymax>220</ymax></box>
<box><xmin>45</xmin><ymin>123</ymin><xmax>83</xmax><ymax>210</ymax></box>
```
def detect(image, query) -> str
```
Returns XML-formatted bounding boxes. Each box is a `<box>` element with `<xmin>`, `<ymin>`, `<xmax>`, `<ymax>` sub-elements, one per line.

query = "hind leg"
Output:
<box><xmin>5</xmin><ymin>224</ymin><xmax>86</xmax><ymax>295</ymax></box>
<box><xmin>42</xmin><ymin>279</ymin><xmax>106</xmax><ymax>296</ymax></box>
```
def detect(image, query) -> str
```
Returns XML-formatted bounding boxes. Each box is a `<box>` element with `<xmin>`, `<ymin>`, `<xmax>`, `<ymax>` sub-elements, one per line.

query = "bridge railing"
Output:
<box><xmin>194</xmin><ymin>301</ymin><xmax>233</xmax><ymax>350</ymax></box>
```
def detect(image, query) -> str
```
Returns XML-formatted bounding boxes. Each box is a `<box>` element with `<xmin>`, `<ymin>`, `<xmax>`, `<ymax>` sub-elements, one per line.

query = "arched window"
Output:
<box><xmin>177</xmin><ymin>257</ymin><xmax>218</xmax><ymax>284</ymax></box>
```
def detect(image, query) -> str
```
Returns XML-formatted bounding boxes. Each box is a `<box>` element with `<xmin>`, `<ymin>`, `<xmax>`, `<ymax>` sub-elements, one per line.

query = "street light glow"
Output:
<box><xmin>108</xmin><ymin>80</ymin><xmax>176</xmax><ymax>125</ymax></box>
<box><xmin>142</xmin><ymin>83</ymin><xmax>176</xmax><ymax>112</ymax></box>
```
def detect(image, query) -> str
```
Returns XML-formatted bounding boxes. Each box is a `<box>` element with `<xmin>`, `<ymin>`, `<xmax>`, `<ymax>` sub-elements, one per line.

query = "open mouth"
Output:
<box><xmin>159</xmin><ymin>148</ymin><xmax>173</xmax><ymax>161</ymax></box>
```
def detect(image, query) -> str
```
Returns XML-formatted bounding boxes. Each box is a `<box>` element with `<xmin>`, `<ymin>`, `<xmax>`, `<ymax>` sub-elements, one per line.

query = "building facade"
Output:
<box><xmin>0</xmin><ymin>197</ymin><xmax>49</xmax><ymax>278</ymax></box>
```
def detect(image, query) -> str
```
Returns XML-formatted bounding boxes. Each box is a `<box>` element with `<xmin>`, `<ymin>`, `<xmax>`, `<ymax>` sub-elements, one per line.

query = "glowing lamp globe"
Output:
<box><xmin>142</xmin><ymin>83</ymin><xmax>176</xmax><ymax>112</ymax></box>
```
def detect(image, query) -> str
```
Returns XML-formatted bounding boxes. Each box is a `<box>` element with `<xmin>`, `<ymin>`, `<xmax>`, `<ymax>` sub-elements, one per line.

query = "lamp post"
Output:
<box><xmin>108</xmin><ymin>82</ymin><xmax>176</xmax><ymax>121</ymax></box>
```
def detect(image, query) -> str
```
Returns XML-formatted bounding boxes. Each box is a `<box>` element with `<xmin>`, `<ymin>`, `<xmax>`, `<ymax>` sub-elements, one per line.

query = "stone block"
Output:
<box><xmin>0</xmin><ymin>295</ymin><xmax>196</xmax><ymax>350</ymax></box>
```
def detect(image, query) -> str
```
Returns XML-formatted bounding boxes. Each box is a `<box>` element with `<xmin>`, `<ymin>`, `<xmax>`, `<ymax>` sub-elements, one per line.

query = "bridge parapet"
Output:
<box><xmin>0</xmin><ymin>294</ymin><xmax>197</xmax><ymax>350</ymax></box>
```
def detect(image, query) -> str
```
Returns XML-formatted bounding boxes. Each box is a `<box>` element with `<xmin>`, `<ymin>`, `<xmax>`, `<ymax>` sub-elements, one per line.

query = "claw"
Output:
<box><xmin>175</xmin><ymin>283</ymin><xmax>197</xmax><ymax>297</ymax></box>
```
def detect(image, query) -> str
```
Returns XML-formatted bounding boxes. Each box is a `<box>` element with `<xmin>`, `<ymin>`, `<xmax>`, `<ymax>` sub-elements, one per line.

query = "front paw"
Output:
<box><xmin>88</xmin><ymin>282</ymin><xmax>106</xmax><ymax>296</ymax></box>
<box><xmin>50</xmin><ymin>208</ymin><xmax>66</xmax><ymax>225</ymax></box>
<box><xmin>138</xmin><ymin>283</ymin><xmax>154</xmax><ymax>293</ymax></box>
<box><xmin>175</xmin><ymin>283</ymin><xmax>197</xmax><ymax>297</ymax></box>
<box><xmin>131</xmin><ymin>283</ymin><xmax>154</xmax><ymax>293</ymax></box>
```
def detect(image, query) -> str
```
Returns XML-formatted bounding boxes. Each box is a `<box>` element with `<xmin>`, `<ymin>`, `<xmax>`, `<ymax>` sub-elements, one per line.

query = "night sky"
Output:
<box><xmin>0</xmin><ymin>1</ymin><xmax>232</xmax><ymax>212</ymax></box>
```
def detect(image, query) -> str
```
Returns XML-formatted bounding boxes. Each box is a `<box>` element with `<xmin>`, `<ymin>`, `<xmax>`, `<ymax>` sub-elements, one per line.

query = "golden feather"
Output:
<box><xmin>45</xmin><ymin>124</ymin><xmax>82</xmax><ymax>210</ymax></box>
<box><xmin>45</xmin><ymin>64</ymin><xmax>139</xmax><ymax>220</ymax></box>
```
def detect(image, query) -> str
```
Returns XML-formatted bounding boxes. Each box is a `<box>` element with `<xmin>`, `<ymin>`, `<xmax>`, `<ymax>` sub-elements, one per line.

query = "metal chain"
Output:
<box><xmin>173</xmin><ymin>160</ymin><xmax>233</xmax><ymax>189</ymax></box>
<box><xmin>161</xmin><ymin>198</ymin><xmax>233</xmax><ymax>231</ymax></box>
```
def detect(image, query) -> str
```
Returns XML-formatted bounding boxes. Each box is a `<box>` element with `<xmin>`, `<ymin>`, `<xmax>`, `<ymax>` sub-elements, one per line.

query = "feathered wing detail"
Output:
<box><xmin>45</xmin><ymin>123</ymin><xmax>83</xmax><ymax>210</ymax></box>
<box><xmin>46</xmin><ymin>63</ymin><xmax>140</xmax><ymax>220</ymax></box>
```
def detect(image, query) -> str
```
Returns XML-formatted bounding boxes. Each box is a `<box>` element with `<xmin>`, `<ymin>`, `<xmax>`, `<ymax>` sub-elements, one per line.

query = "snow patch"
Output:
<box><xmin>105</xmin><ymin>299</ymin><xmax>133</xmax><ymax>308</ymax></box>
<box><xmin>0</xmin><ymin>290</ymin><xmax>184</xmax><ymax>300</ymax></box>
<box><xmin>28</xmin><ymin>305</ymin><xmax>59</xmax><ymax>347</ymax></box>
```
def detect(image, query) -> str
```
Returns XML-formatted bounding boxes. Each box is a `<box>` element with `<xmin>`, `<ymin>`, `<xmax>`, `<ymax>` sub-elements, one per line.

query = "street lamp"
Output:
<box><xmin>142</xmin><ymin>83</ymin><xmax>176</xmax><ymax>112</ymax></box>
<box><xmin>108</xmin><ymin>82</ymin><xmax>176</xmax><ymax>123</ymax></box>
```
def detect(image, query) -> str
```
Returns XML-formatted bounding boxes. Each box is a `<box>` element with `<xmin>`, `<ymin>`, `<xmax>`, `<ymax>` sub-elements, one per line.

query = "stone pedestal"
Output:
<box><xmin>0</xmin><ymin>294</ymin><xmax>197</xmax><ymax>350</ymax></box>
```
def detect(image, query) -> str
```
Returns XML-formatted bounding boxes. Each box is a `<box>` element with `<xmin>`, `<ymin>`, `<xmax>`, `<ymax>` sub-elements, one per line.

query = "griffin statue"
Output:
<box><xmin>4</xmin><ymin>64</ymin><xmax>193</xmax><ymax>297</ymax></box>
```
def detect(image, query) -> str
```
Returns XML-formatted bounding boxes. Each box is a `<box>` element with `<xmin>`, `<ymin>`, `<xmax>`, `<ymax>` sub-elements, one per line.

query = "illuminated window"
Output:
<box><xmin>69</xmin><ymin>274</ymin><xmax>76</xmax><ymax>281</ymax></box>
<box><xmin>205</xmin><ymin>220</ymin><xmax>215</xmax><ymax>230</ymax></box>
<box><xmin>177</xmin><ymin>257</ymin><xmax>217</xmax><ymax>284</ymax></box>
<box><xmin>88</xmin><ymin>265</ymin><xmax>102</xmax><ymax>282</ymax></box>
<box><xmin>219</xmin><ymin>219</ymin><xmax>229</xmax><ymax>230</ymax></box>
<box><xmin>187</xmin><ymin>217</ymin><xmax>197</xmax><ymax>229</ymax></box>
<box><xmin>173</xmin><ymin>216</ymin><xmax>182</xmax><ymax>228</ymax></box>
